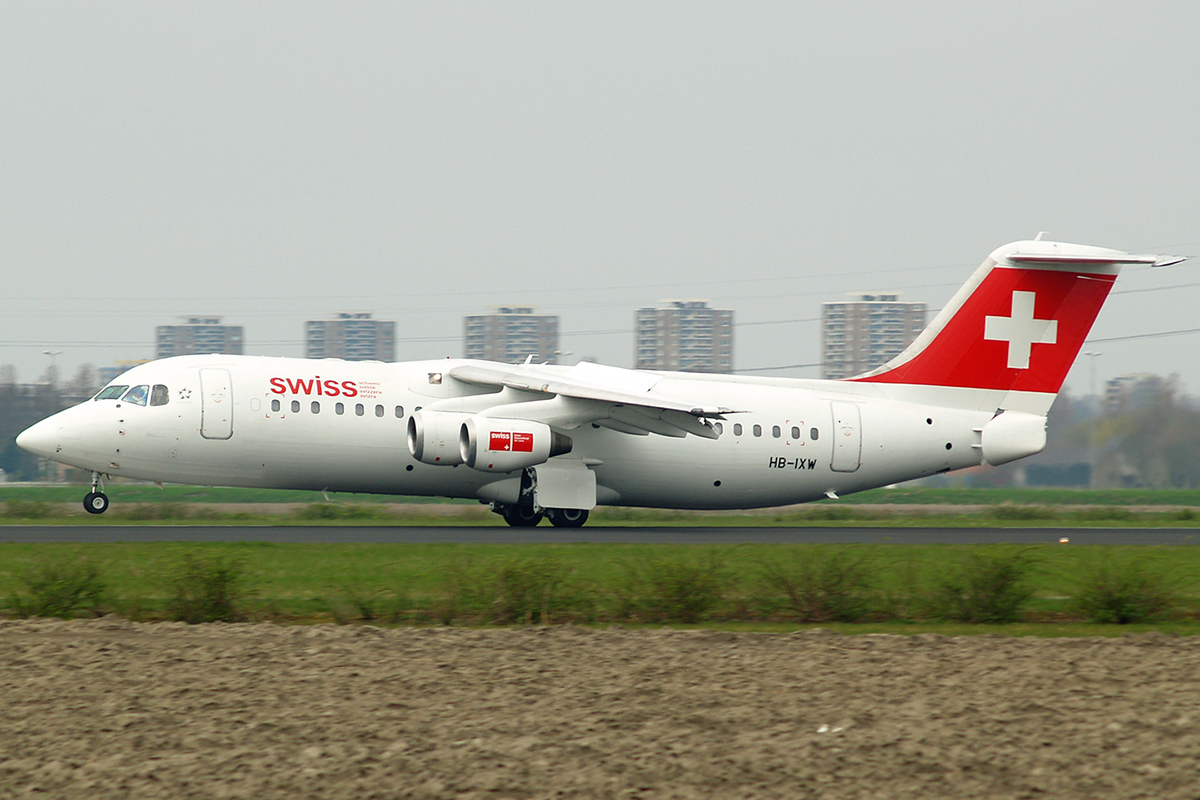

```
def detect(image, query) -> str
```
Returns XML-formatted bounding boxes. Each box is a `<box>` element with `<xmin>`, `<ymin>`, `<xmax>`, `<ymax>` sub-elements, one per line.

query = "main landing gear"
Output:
<box><xmin>84</xmin><ymin>472</ymin><xmax>109</xmax><ymax>515</ymax></box>
<box><xmin>491</xmin><ymin>503</ymin><xmax>590</xmax><ymax>528</ymax></box>
<box><xmin>489</xmin><ymin>467</ymin><xmax>591</xmax><ymax>527</ymax></box>
<box><xmin>545</xmin><ymin>508</ymin><xmax>589</xmax><ymax>528</ymax></box>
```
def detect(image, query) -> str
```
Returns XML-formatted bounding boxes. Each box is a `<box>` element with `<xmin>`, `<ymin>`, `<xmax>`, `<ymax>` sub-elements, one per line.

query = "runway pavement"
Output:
<box><xmin>2</xmin><ymin>525</ymin><xmax>1199</xmax><ymax>545</ymax></box>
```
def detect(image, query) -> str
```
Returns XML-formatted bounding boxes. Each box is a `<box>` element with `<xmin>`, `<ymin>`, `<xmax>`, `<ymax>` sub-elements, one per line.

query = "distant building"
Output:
<box><xmin>635</xmin><ymin>300</ymin><xmax>733</xmax><ymax>373</ymax></box>
<box><xmin>463</xmin><ymin>307</ymin><xmax>559</xmax><ymax>364</ymax></box>
<box><xmin>1104</xmin><ymin>373</ymin><xmax>1166</xmax><ymax>413</ymax></box>
<box><xmin>305</xmin><ymin>312</ymin><xmax>395</xmax><ymax>361</ymax></box>
<box><xmin>98</xmin><ymin>361</ymin><xmax>150</xmax><ymax>387</ymax></box>
<box><xmin>156</xmin><ymin>317</ymin><xmax>244</xmax><ymax>359</ymax></box>
<box><xmin>821</xmin><ymin>293</ymin><xmax>925</xmax><ymax>379</ymax></box>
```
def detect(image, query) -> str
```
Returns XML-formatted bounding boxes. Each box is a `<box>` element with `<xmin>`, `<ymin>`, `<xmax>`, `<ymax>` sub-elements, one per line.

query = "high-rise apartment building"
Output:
<box><xmin>635</xmin><ymin>300</ymin><xmax>733</xmax><ymax>373</ymax></box>
<box><xmin>156</xmin><ymin>317</ymin><xmax>244</xmax><ymax>359</ymax></box>
<box><xmin>1104</xmin><ymin>373</ymin><xmax>1166</xmax><ymax>413</ymax></box>
<box><xmin>821</xmin><ymin>293</ymin><xmax>925</xmax><ymax>379</ymax></box>
<box><xmin>463</xmin><ymin>307</ymin><xmax>559</xmax><ymax>364</ymax></box>
<box><xmin>306</xmin><ymin>313</ymin><xmax>395</xmax><ymax>361</ymax></box>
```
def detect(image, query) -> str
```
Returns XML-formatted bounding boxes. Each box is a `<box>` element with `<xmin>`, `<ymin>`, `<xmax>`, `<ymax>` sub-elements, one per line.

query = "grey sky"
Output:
<box><xmin>3</xmin><ymin>2</ymin><xmax>1198</xmax><ymax>398</ymax></box>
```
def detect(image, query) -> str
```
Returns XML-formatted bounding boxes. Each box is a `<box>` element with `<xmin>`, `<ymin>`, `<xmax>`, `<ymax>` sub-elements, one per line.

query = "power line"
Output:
<box><xmin>1086</xmin><ymin>327</ymin><xmax>1200</xmax><ymax>344</ymax></box>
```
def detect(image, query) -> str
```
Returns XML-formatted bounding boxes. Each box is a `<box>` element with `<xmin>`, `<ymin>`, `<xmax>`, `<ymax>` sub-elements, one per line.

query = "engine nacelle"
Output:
<box><xmin>407</xmin><ymin>411</ymin><xmax>467</xmax><ymax>466</ymax></box>
<box><xmin>460</xmin><ymin>416</ymin><xmax>572</xmax><ymax>473</ymax></box>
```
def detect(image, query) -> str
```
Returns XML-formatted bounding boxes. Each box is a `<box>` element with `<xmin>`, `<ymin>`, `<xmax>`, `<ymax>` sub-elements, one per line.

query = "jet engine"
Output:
<box><xmin>407</xmin><ymin>411</ymin><xmax>467</xmax><ymax>466</ymax></box>
<box><xmin>459</xmin><ymin>416</ymin><xmax>572</xmax><ymax>473</ymax></box>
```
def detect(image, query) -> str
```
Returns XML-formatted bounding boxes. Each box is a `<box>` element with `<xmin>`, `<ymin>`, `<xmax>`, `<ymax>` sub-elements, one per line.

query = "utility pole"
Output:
<box><xmin>1083</xmin><ymin>351</ymin><xmax>1102</xmax><ymax>488</ymax></box>
<box><xmin>42</xmin><ymin>350</ymin><xmax>63</xmax><ymax>388</ymax></box>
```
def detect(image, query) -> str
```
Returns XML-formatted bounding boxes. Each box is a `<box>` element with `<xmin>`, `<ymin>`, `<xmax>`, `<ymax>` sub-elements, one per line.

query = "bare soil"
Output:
<box><xmin>3</xmin><ymin>620</ymin><xmax>1199</xmax><ymax>799</ymax></box>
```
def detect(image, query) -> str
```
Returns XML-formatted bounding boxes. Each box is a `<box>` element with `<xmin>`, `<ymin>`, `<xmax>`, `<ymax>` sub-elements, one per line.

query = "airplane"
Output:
<box><xmin>16</xmin><ymin>238</ymin><xmax>1187</xmax><ymax>526</ymax></box>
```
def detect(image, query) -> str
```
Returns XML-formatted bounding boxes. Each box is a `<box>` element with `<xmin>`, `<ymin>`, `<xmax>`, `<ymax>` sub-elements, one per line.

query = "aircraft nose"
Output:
<box><xmin>15</xmin><ymin>417</ymin><xmax>58</xmax><ymax>458</ymax></box>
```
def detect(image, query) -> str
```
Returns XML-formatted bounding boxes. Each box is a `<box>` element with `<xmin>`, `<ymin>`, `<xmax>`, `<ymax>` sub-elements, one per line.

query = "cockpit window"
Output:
<box><xmin>95</xmin><ymin>385</ymin><xmax>128</xmax><ymax>401</ymax></box>
<box><xmin>150</xmin><ymin>385</ymin><xmax>170</xmax><ymax>406</ymax></box>
<box><xmin>121</xmin><ymin>385</ymin><xmax>150</xmax><ymax>406</ymax></box>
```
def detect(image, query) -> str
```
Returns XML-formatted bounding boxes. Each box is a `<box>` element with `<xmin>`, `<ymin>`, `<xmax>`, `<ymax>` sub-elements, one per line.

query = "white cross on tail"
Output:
<box><xmin>984</xmin><ymin>290</ymin><xmax>1057</xmax><ymax>369</ymax></box>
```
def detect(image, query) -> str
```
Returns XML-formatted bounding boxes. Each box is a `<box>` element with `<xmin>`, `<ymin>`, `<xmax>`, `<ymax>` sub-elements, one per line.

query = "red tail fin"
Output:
<box><xmin>853</xmin><ymin>240</ymin><xmax>1179</xmax><ymax>397</ymax></box>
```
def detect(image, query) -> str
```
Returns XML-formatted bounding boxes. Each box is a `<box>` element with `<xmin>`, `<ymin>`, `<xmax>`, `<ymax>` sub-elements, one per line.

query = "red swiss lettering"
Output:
<box><xmin>512</xmin><ymin>432</ymin><xmax>534</xmax><ymax>452</ymax></box>
<box><xmin>489</xmin><ymin>431</ymin><xmax>512</xmax><ymax>451</ymax></box>
<box><xmin>268</xmin><ymin>377</ymin><xmax>360</xmax><ymax>398</ymax></box>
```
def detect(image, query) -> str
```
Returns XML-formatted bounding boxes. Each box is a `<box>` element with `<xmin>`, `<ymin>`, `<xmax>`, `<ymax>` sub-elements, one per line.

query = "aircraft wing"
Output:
<box><xmin>446</xmin><ymin>361</ymin><xmax>737</xmax><ymax>439</ymax></box>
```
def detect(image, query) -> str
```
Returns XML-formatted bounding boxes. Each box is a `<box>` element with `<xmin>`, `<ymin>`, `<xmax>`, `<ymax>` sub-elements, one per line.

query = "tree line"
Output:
<box><xmin>1</xmin><ymin>364</ymin><xmax>100</xmax><ymax>480</ymax></box>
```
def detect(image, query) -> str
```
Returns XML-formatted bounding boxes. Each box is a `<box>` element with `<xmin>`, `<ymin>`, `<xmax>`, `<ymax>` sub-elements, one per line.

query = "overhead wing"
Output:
<box><xmin>444</xmin><ymin>360</ymin><xmax>738</xmax><ymax>439</ymax></box>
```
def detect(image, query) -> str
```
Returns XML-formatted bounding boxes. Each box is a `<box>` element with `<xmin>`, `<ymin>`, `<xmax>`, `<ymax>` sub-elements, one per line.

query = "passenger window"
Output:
<box><xmin>121</xmin><ymin>385</ymin><xmax>149</xmax><ymax>406</ymax></box>
<box><xmin>95</xmin><ymin>385</ymin><xmax>128</xmax><ymax>400</ymax></box>
<box><xmin>811</xmin><ymin>427</ymin><xmax>820</xmax><ymax>440</ymax></box>
<box><xmin>375</xmin><ymin>404</ymin><xmax>384</xmax><ymax>418</ymax></box>
<box><xmin>733</xmin><ymin>423</ymin><xmax>743</xmax><ymax>436</ymax></box>
<box><xmin>291</xmin><ymin>400</ymin><xmax>300</xmax><ymax>413</ymax></box>
<box><xmin>395</xmin><ymin>405</ymin><xmax>404</xmax><ymax>418</ymax></box>
<box><xmin>150</xmin><ymin>385</ymin><xmax>170</xmax><ymax>406</ymax></box>
<box><xmin>753</xmin><ymin>424</ymin><xmax>762</xmax><ymax>437</ymax></box>
<box><xmin>772</xmin><ymin>425</ymin><xmax>781</xmax><ymax>438</ymax></box>
<box><xmin>336</xmin><ymin>402</ymin><xmax>344</xmax><ymax>415</ymax></box>
<box><xmin>271</xmin><ymin>399</ymin><xmax>280</xmax><ymax>412</ymax></box>
<box><xmin>714</xmin><ymin>422</ymin><xmax>723</xmax><ymax>435</ymax></box>
<box><xmin>791</xmin><ymin>426</ymin><xmax>800</xmax><ymax>440</ymax></box>
<box><xmin>311</xmin><ymin>401</ymin><xmax>320</xmax><ymax>414</ymax></box>
<box><xmin>355</xmin><ymin>404</ymin><xmax>364</xmax><ymax>416</ymax></box>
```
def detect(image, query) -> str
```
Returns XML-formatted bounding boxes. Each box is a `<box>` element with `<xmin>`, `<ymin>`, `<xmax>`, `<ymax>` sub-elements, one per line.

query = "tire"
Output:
<box><xmin>502</xmin><ymin>504</ymin><xmax>544</xmax><ymax>527</ymax></box>
<box><xmin>83</xmin><ymin>492</ymin><xmax>109</xmax><ymax>515</ymax></box>
<box><xmin>546</xmin><ymin>508</ymin><xmax>589</xmax><ymax>528</ymax></box>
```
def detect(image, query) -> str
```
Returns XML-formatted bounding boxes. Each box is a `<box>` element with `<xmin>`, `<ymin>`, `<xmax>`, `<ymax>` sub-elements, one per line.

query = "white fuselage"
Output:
<box><xmin>24</xmin><ymin>354</ymin><xmax>995</xmax><ymax>509</ymax></box>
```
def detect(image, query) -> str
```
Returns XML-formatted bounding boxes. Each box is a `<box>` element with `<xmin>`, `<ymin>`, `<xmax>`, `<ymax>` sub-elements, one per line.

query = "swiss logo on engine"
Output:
<box><xmin>488</xmin><ymin>431</ymin><xmax>534</xmax><ymax>452</ymax></box>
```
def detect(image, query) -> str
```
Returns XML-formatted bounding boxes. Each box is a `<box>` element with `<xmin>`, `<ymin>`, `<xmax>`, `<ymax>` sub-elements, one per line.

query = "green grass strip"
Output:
<box><xmin>3</xmin><ymin>542</ymin><xmax>1198</xmax><ymax>632</ymax></box>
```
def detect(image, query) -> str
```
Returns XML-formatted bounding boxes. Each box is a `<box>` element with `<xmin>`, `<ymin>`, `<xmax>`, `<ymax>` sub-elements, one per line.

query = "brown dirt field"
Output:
<box><xmin>2</xmin><ymin>620</ymin><xmax>1199</xmax><ymax>799</ymax></box>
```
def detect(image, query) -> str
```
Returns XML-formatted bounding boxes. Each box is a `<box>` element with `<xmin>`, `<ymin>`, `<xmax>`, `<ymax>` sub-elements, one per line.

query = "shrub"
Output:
<box><xmin>4</xmin><ymin>499</ymin><xmax>53</xmax><ymax>519</ymax></box>
<box><xmin>297</xmin><ymin>503</ymin><xmax>387</xmax><ymax>520</ymax></box>
<box><xmin>436</xmin><ymin>556</ymin><xmax>574</xmax><ymax>625</ymax></box>
<box><xmin>324</xmin><ymin>584</ymin><xmax>396</xmax><ymax>623</ymax></box>
<box><xmin>491</xmin><ymin>557</ymin><xmax>569</xmax><ymax>624</ymax></box>
<box><xmin>1071</xmin><ymin>556</ymin><xmax>1178</xmax><ymax>624</ymax></box>
<box><xmin>613</xmin><ymin>551</ymin><xmax>733</xmax><ymax>623</ymax></box>
<box><xmin>7</xmin><ymin>558</ymin><xmax>106</xmax><ymax>618</ymax></box>
<box><xmin>757</xmin><ymin>548</ymin><xmax>878</xmax><ymax>622</ymax></box>
<box><xmin>927</xmin><ymin>551</ymin><xmax>1035</xmax><ymax>623</ymax></box>
<box><xmin>118</xmin><ymin>502</ymin><xmax>190</xmax><ymax>520</ymax></box>
<box><xmin>990</xmin><ymin>504</ymin><xmax>1056</xmax><ymax>521</ymax></box>
<box><xmin>801</xmin><ymin>505</ymin><xmax>856</xmax><ymax>521</ymax></box>
<box><xmin>165</xmin><ymin>554</ymin><xmax>250</xmax><ymax>623</ymax></box>
<box><xmin>1070</xmin><ymin>506</ymin><xmax>1136</xmax><ymax>523</ymax></box>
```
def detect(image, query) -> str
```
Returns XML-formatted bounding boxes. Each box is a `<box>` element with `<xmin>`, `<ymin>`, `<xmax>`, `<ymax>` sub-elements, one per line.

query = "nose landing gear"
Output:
<box><xmin>84</xmin><ymin>472</ymin><xmax>109</xmax><ymax>515</ymax></box>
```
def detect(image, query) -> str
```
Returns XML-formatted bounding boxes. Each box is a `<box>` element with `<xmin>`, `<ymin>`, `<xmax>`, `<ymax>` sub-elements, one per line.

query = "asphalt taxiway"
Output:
<box><xmin>2</xmin><ymin>525</ymin><xmax>1198</xmax><ymax>545</ymax></box>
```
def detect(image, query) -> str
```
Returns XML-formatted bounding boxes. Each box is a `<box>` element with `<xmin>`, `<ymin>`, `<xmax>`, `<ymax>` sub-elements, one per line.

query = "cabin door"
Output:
<box><xmin>199</xmin><ymin>368</ymin><xmax>234</xmax><ymax>440</ymax></box>
<box><xmin>830</xmin><ymin>401</ymin><xmax>861</xmax><ymax>473</ymax></box>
